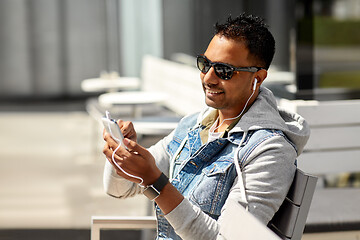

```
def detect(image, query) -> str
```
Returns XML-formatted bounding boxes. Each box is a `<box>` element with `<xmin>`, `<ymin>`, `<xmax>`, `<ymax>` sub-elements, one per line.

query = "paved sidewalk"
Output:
<box><xmin>0</xmin><ymin>109</ymin><xmax>153</xmax><ymax>229</ymax></box>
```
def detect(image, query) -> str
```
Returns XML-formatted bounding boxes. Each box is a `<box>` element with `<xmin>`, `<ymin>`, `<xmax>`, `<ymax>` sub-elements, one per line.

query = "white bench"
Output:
<box><xmin>279</xmin><ymin>99</ymin><xmax>360</xmax><ymax>237</ymax></box>
<box><xmin>140</xmin><ymin>54</ymin><xmax>205</xmax><ymax>116</ymax></box>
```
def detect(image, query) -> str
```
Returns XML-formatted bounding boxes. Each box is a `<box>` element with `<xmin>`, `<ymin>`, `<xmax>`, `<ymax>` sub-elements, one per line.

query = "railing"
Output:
<box><xmin>91</xmin><ymin>216</ymin><xmax>157</xmax><ymax>240</ymax></box>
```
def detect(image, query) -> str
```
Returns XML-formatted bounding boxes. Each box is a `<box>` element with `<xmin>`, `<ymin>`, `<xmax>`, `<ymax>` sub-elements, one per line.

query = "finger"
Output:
<box><xmin>103</xmin><ymin>130</ymin><xmax>115</xmax><ymax>142</ymax></box>
<box><xmin>103</xmin><ymin>142</ymin><xmax>116</xmax><ymax>159</ymax></box>
<box><xmin>103</xmin><ymin>143</ymin><xmax>115</xmax><ymax>165</ymax></box>
<box><xmin>103</xmin><ymin>141</ymin><xmax>125</xmax><ymax>159</ymax></box>
<box><xmin>116</xmin><ymin>119</ymin><xmax>125</xmax><ymax>129</ymax></box>
<box><xmin>118</xmin><ymin>121</ymin><xmax>137</xmax><ymax>141</ymax></box>
<box><xmin>107</xmin><ymin>154</ymin><xmax>141</xmax><ymax>183</ymax></box>
<box><xmin>103</xmin><ymin>145</ymin><xmax>127</xmax><ymax>169</ymax></box>
<box><xmin>103</xmin><ymin>142</ymin><xmax>111</xmax><ymax>154</ymax></box>
<box><xmin>113</xmin><ymin>144</ymin><xmax>128</xmax><ymax>157</ymax></box>
<box><xmin>120</xmin><ymin>121</ymin><xmax>132</xmax><ymax>137</ymax></box>
<box><xmin>123</xmin><ymin>138</ymin><xmax>149</xmax><ymax>157</ymax></box>
<box><xmin>103</xmin><ymin>129</ymin><xmax>106</xmax><ymax>139</ymax></box>
<box><xmin>104</xmin><ymin>132</ymin><xmax>120</xmax><ymax>149</ymax></box>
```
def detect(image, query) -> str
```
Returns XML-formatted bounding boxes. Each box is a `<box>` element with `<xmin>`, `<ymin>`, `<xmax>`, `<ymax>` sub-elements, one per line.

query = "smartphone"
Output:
<box><xmin>102</xmin><ymin>111</ymin><xmax>127</xmax><ymax>149</ymax></box>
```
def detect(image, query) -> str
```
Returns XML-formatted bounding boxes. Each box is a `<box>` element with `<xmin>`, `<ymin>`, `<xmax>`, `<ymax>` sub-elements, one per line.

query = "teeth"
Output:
<box><xmin>207</xmin><ymin>90</ymin><xmax>222</xmax><ymax>94</ymax></box>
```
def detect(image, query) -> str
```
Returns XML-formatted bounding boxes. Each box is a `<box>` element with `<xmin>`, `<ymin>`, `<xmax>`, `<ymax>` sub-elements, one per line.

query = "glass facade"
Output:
<box><xmin>296</xmin><ymin>0</ymin><xmax>360</xmax><ymax>100</ymax></box>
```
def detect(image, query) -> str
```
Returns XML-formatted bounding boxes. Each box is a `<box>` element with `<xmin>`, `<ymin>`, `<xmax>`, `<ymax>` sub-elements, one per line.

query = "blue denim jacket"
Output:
<box><xmin>155</xmin><ymin>113</ymin><xmax>289</xmax><ymax>239</ymax></box>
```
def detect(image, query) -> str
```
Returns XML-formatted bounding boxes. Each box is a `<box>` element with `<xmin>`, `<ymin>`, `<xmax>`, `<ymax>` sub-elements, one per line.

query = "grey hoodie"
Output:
<box><xmin>103</xmin><ymin>86</ymin><xmax>310</xmax><ymax>240</ymax></box>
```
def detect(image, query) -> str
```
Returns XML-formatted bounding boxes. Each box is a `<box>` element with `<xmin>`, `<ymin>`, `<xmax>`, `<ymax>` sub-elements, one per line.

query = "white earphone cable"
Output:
<box><xmin>211</xmin><ymin>86</ymin><xmax>256</xmax><ymax>134</ymax></box>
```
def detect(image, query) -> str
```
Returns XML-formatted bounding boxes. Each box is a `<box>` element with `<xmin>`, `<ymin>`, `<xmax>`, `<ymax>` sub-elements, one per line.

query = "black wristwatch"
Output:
<box><xmin>142</xmin><ymin>172</ymin><xmax>169</xmax><ymax>201</ymax></box>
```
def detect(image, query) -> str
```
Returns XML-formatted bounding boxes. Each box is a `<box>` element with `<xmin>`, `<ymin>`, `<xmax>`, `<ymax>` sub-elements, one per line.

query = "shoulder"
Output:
<box><xmin>239</xmin><ymin>129</ymin><xmax>297</xmax><ymax>166</ymax></box>
<box><xmin>248</xmin><ymin>129</ymin><xmax>286</xmax><ymax>144</ymax></box>
<box><xmin>178</xmin><ymin>112</ymin><xmax>199</xmax><ymax>127</ymax></box>
<box><xmin>174</xmin><ymin>106</ymin><xmax>213</xmax><ymax>134</ymax></box>
<box><xmin>239</xmin><ymin>129</ymin><xmax>286</xmax><ymax>149</ymax></box>
<box><xmin>172</xmin><ymin>112</ymin><xmax>199</xmax><ymax>136</ymax></box>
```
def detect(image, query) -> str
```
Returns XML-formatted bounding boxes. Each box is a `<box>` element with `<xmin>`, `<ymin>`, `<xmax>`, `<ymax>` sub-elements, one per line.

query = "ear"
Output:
<box><xmin>253</xmin><ymin>69</ymin><xmax>267</xmax><ymax>87</ymax></box>
<box><xmin>253</xmin><ymin>78</ymin><xmax>258</xmax><ymax>91</ymax></box>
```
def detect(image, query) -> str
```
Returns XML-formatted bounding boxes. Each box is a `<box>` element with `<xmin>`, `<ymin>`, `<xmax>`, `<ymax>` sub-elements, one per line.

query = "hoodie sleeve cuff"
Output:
<box><xmin>164</xmin><ymin>198</ymin><xmax>219</xmax><ymax>239</ymax></box>
<box><xmin>164</xmin><ymin>198</ymin><xmax>199</xmax><ymax>231</ymax></box>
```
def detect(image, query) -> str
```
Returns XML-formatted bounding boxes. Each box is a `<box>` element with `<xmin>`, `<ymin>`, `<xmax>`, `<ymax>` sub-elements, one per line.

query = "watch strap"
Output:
<box><xmin>152</xmin><ymin>172</ymin><xmax>169</xmax><ymax>192</ymax></box>
<box><xmin>143</xmin><ymin>172</ymin><xmax>169</xmax><ymax>200</ymax></box>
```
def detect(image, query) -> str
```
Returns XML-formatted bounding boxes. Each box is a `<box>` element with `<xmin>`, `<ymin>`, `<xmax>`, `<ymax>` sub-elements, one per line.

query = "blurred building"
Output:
<box><xmin>0</xmin><ymin>0</ymin><xmax>359</xmax><ymax>100</ymax></box>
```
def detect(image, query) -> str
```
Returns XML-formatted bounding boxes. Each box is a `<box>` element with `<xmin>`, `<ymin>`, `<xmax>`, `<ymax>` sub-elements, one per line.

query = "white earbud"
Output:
<box><xmin>253</xmin><ymin>78</ymin><xmax>258</xmax><ymax>91</ymax></box>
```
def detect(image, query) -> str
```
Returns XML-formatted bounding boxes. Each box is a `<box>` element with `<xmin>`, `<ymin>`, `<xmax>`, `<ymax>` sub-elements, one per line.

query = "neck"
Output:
<box><xmin>215</xmin><ymin>111</ymin><xmax>238</xmax><ymax>133</ymax></box>
<box><xmin>215</xmin><ymin>90</ymin><xmax>258</xmax><ymax>132</ymax></box>
<box><xmin>216</xmin><ymin>103</ymin><xmax>253</xmax><ymax>132</ymax></box>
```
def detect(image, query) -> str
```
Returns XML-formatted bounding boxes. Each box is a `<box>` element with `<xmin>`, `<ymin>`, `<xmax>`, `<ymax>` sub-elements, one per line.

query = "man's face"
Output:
<box><xmin>201</xmin><ymin>35</ymin><xmax>256</xmax><ymax>118</ymax></box>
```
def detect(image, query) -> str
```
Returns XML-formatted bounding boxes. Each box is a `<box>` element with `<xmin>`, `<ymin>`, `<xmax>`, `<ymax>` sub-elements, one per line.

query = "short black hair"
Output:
<box><xmin>215</xmin><ymin>13</ymin><xmax>275</xmax><ymax>70</ymax></box>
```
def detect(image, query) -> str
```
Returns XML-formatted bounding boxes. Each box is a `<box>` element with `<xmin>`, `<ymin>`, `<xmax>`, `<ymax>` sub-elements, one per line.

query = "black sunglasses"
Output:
<box><xmin>196</xmin><ymin>55</ymin><xmax>263</xmax><ymax>80</ymax></box>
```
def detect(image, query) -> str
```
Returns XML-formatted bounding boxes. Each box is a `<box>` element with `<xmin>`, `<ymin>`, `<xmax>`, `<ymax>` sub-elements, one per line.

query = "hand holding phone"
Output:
<box><xmin>102</xmin><ymin>111</ymin><xmax>143</xmax><ymax>184</ymax></box>
<box><xmin>102</xmin><ymin>111</ymin><xmax>127</xmax><ymax>149</ymax></box>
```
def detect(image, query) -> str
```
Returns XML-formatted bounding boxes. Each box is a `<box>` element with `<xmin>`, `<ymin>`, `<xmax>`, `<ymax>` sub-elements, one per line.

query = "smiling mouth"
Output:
<box><xmin>206</xmin><ymin>88</ymin><xmax>224</xmax><ymax>95</ymax></box>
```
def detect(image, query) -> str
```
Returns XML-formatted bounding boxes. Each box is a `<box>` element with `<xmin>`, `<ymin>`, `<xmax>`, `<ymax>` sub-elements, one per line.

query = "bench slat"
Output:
<box><xmin>298</xmin><ymin>149</ymin><xmax>360</xmax><ymax>175</ymax></box>
<box><xmin>304</xmin><ymin>125</ymin><xmax>360</xmax><ymax>151</ymax></box>
<box><xmin>279</xmin><ymin>99</ymin><xmax>360</xmax><ymax>126</ymax></box>
<box><xmin>305</xmin><ymin>188</ymin><xmax>360</xmax><ymax>233</ymax></box>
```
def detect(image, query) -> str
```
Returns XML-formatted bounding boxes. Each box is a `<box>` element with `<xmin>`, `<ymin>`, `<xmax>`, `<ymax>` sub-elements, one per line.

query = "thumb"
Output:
<box><xmin>123</xmin><ymin>138</ymin><xmax>149</xmax><ymax>157</ymax></box>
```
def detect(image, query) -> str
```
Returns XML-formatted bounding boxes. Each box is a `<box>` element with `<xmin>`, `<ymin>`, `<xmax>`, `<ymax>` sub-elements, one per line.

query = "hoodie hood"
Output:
<box><xmin>196</xmin><ymin>87</ymin><xmax>310</xmax><ymax>156</ymax></box>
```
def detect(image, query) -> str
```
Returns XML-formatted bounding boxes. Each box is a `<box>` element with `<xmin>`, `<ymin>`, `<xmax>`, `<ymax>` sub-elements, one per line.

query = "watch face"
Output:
<box><xmin>143</xmin><ymin>186</ymin><xmax>160</xmax><ymax>201</ymax></box>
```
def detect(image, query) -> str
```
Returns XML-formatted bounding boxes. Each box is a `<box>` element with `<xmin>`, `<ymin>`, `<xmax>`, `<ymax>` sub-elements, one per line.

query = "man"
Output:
<box><xmin>103</xmin><ymin>13</ymin><xmax>310</xmax><ymax>240</ymax></box>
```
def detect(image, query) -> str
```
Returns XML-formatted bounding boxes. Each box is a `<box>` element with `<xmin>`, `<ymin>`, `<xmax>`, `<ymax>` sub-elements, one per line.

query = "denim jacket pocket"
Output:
<box><xmin>189</xmin><ymin>159</ymin><xmax>235</xmax><ymax>218</ymax></box>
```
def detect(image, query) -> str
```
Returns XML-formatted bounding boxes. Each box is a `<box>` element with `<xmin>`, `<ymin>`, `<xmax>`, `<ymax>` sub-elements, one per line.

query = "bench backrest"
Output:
<box><xmin>141</xmin><ymin>55</ymin><xmax>206</xmax><ymax>116</ymax></box>
<box><xmin>279</xmin><ymin>99</ymin><xmax>360</xmax><ymax>177</ymax></box>
<box><xmin>268</xmin><ymin>169</ymin><xmax>317</xmax><ymax>240</ymax></box>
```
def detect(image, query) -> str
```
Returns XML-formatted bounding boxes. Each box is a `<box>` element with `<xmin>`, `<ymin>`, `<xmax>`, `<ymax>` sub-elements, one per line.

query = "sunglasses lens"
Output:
<box><xmin>197</xmin><ymin>56</ymin><xmax>210</xmax><ymax>73</ymax></box>
<box><xmin>214</xmin><ymin>64</ymin><xmax>233</xmax><ymax>80</ymax></box>
<box><xmin>197</xmin><ymin>56</ymin><xmax>234</xmax><ymax>80</ymax></box>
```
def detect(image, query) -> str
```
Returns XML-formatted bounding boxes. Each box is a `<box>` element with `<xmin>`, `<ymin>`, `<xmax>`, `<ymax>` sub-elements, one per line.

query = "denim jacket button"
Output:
<box><xmin>189</xmin><ymin>160</ymin><xmax>198</xmax><ymax>167</ymax></box>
